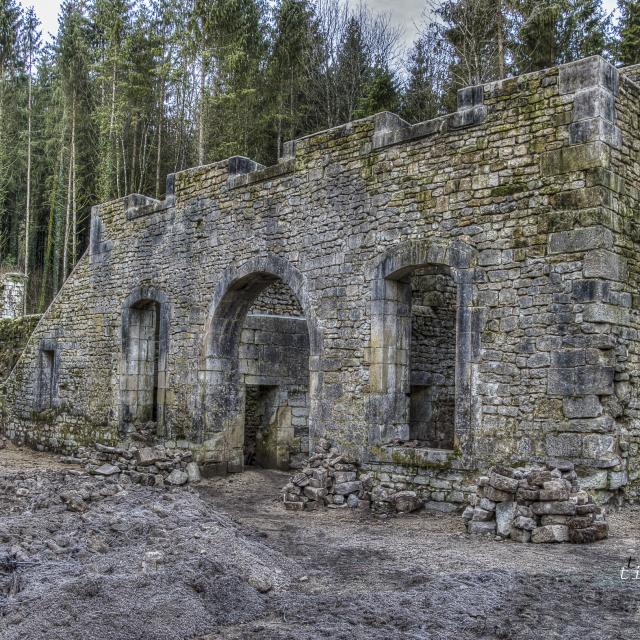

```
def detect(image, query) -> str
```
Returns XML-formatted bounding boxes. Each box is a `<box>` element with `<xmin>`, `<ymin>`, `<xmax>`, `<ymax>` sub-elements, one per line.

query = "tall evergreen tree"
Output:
<box><xmin>58</xmin><ymin>0</ymin><xmax>92</xmax><ymax>279</ymax></box>
<box><xmin>618</xmin><ymin>0</ymin><xmax>640</xmax><ymax>65</ymax></box>
<box><xmin>21</xmin><ymin>7</ymin><xmax>41</xmax><ymax>309</ymax></box>
<box><xmin>511</xmin><ymin>0</ymin><xmax>609</xmax><ymax>72</ymax></box>
<box><xmin>267</xmin><ymin>0</ymin><xmax>316</xmax><ymax>160</ymax></box>
<box><xmin>354</xmin><ymin>59</ymin><xmax>399</xmax><ymax>119</ymax></box>
<box><xmin>401</xmin><ymin>31</ymin><xmax>447</xmax><ymax>123</ymax></box>
<box><xmin>0</xmin><ymin>0</ymin><xmax>23</xmax><ymax>265</ymax></box>
<box><xmin>91</xmin><ymin>0</ymin><xmax>131</xmax><ymax>201</ymax></box>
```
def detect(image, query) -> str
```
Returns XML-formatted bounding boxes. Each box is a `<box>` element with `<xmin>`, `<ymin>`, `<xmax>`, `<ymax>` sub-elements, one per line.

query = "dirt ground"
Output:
<box><xmin>1</xmin><ymin>445</ymin><xmax>639</xmax><ymax>640</ymax></box>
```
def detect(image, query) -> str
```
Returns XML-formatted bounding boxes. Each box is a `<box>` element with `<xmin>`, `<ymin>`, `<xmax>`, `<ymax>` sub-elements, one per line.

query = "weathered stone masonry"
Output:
<box><xmin>3</xmin><ymin>55</ymin><xmax>640</xmax><ymax>504</ymax></box>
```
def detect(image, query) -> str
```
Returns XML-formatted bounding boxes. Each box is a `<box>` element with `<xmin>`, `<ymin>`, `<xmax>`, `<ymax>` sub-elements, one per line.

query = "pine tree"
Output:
<box><xmin>401</xmin><ymin>32</ymin><xmax>447</xmax><ymax>123</ymax></box>
<box><xmin>511</xmin><ymin>0</ymin><xmax>608</xmax><ymax>72</ymax></box>
<box><xmin>618</xmin><ymin>0</ymin><xmax>640</xmax><ymax>65</ymax></box>
<box><xmin>0</xmin><ymin>0</ymin><xmax>23</xmax><ymax>265</ymax></box>
<box><xmin>58</xmin><ymin>0</ymin><xmax>92</xmax><ymax>279</ymax></box>
<box><xmin>336</xmin><ymin>16</ymin><xmax>369</xmax><ymax>123</ymax></box>
<box><xmin>354</xmin><ymin>60</ymin><xmax>399</xmax><ymax>119</ymax></box>
<box><xmin>91</xmin><ymin>0</ymin><xmax>131</xmax><ymax>201</ymax></box>
<box><xmin>203</xmin><ymin>0</ymin><xmax>267</xmax><ymax>162</ymax></box>
<box><xmin>21</xmin><ymin>7</ymin><xmax>41</xmax><ymax>310</ymax></box>
<box><xmin>267</xmin><ymin>0</ymin><xmax>316</xmax><ymax>160</ymax></box>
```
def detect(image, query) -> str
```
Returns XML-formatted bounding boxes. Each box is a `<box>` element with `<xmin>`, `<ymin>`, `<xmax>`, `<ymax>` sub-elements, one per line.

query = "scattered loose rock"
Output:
<box><xmin>465</xmin><ymin>462</ymin><xmax>608</xmax><ymax>544</ymax></box>
<box><xmin>282</xmin><ymin>439</ymin><xmax>372</xmax><ymax>511</ymax></box>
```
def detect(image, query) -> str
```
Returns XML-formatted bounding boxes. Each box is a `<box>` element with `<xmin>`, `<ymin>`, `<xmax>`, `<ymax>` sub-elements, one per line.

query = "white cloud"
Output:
<box><xmin>20</xmin><ymin>0</ymin><xmax>60</xmax><ymax>41</ymax></box>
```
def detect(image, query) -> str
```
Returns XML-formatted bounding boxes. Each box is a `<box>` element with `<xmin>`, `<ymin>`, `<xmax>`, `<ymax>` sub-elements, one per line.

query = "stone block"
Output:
<box><xmin>538</xmin><ymin>488</ymin><xmax>569</xmax><ymax>501</ymax></box>
<box><xmin>482</xmin><ymin>485</ymin><xmax>514</xmax><ymax>503</ymax></box>
<box><xmin>496</xmin><ymin>501</ymin><xmax>517</xmax><ymax>537</ymax></box>
<box><xmin>166</xmin><ymin>469</ymin><xmax>188</xmax><ymax>486</ymax></box>
<box><xmin>541</xmin><ymin>142</ymin><xmax>609</xmax><ymax>176</ymax></box>
<box><xmin>479</xmin><ymin>497</ymin><xmax>496</xmax><ymax>512</ymax></box>
<box><xmin>568</xmin><ymin>516</ymin><xmax>595</xmax><ymax>530</ymax></box>
<box><xmin>513</xmin><ymin>516</ymin><xmax>537</xmax><ymax>531</ymax></box>
<box><xmin>136</xmin><ymin>447</ymin><xmax>162</xmax><ymax>466</ymax></box>
<box><xmin>510</xmin><ymin>527</ymin><xmax>531</xmax><ymax>543</ymax></box>
<box><xmin>563</xmin><ymin>396</ymin><xmax>602</xmax><ymax>419</ymax></box>
<box><xmin>583</xmin><ymin>249</ymin><xmax>627</xmax><ymax>281</ymax></box>
<box><xmin>516</xmin><ymin>487</ymin><xmax>539</xmax><ymax>501</ymax></box>
<box><xmin>569</xmin><ymin>118</ymin><xmax>621</xmax><ymax>147</ymax></box>
<box><xmin>473</xmin><ymin>507</ymin><xmax>494</xmax><ymax>522</ymax></box>
<box><xmin>303</xmin><ymin>486</ymin><xmax>328</xmax><ymax>500</ymax></box>
<box><xmin>185</xmin><ymin>462</ymin><xmax>201</xmax><ymax>482</ymax></box>
<box><xmin>582</xmin><ymin>434</ymin><xmax>615</xmax><ymax>459</ymax></box>
<box><xmin>531</xmin><ymin>525</ymin><xmax>569</xmax><ymax>543</ymax></box>
<box><xmin>462</xmin><ymin>505</ymin><xmax>474</xmax><ymax>520</ymax></box>
<box><xmin>531</xmin><ymin>501</ymin><xmax>576</xmax><ymax>516</ymax></box>
<box><xmin>582</xmin><ymin>303</ymin><xmax>630</xmax><ymax>325</ymax></box>
<box><xmin>424</xmin><ymin>501</ymin><xmax>459</xmax><ymax>513</ymax></box>
<box><xmin>468</xmin><ymin>520</ymin><xmax>496</xmax><ymax>536</ymax></box>
<box><xmin>558</xmin><ymin>57</ymin><xmax>618</xmax><ymax>95</ymax></box>
<box><xmin>393</xmin><ymin>490</ymin><xmax>422</xmax><ymax>513</ymax></box>
<box><xmin>578</xmin><ymin>470</ymin><xmax>608</xmax><ymax>490</ymax></box>
<box><xmin>334</xmin><ymin>481</ymin><xmax>362</xmax><ymax>495</ymax></box>
<box><xmin>547</xmin><ymin>227</ymin><xmax>612</xmax><ymax>254</ymax></box>
<box><xmin>334</xmin><ymin>471</ymin><xmax>356</xmax><ymax>484</ymax></box>
<box><xmin>547</xmin><ymin>366</ymin><xmax>614</xmax><ymax>396</ymax></box>
<box><xmin>609</xmin><ymin>470</ymin><xmax>628</xmax><ymax>490</ymax></box>
<box><xmin>540</xmin><ymin>515</ymin><xmax>570</xmax><ymax>525</ymax></box>
<box><xmin>93</xmin><ymin>464</ymin><xmax>120</xmax><ymax>476</ymax></box>
<box><xmin>572</xmin><ymin>87</ymin><xmax>616</xmax><ymax>122</ymax></box>
<box><xmin>489</xmin><ymin>472</ymin><xmax>519</xmax><ymax>493</ymax></box>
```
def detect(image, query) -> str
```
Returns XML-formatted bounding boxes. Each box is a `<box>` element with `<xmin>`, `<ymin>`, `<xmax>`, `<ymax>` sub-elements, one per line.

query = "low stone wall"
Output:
<box><xmin>0</xmin><ymin>315</ymin><xmax>41</xmax><ymax>381</ymax></box>
<box><xmin>361</xmin><ymin>446</ymin><xmax>476</xmax><ymax>512</ymax></box>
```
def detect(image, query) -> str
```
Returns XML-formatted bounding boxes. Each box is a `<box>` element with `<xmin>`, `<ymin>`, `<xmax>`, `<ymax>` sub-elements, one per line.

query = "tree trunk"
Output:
<box><xmin>497</xmin><ymin>0</ymin><xmax>505</xmax><ymax>79</ymax></box>
<box><xmin>156</xmin><ymin>83</ymin><xmax>164</xmax><ymax>197</ymax></box>
<box><xmin>24</xmin><ymin>57</ymin><xmax>32</xmax><ymax>313</ymax></box>
<box><xmin>198</xmin><ymin>58</ymin><xmax>206</xmax><ymax>166</ymax></box>
<box><xmin>109</xmin><ymin>62</ymin><xmax>117</xmax><ymax>199</ymax></box>
<box><xmin>71</xmin><ymin>98</ymin><xmax>77</xmax><ymax>268</ymax></box>
<box><xmin>63</xmin><ymin>140</ymin><xmax>72</xmax><ymax>282</ymax></box>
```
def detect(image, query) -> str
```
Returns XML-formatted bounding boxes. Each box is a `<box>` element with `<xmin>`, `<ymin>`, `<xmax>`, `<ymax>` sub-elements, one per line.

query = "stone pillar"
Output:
<box><xmin>0</xmin><ymin>273</ymin><xmax>27</xmax><ymax>319</ymax></box>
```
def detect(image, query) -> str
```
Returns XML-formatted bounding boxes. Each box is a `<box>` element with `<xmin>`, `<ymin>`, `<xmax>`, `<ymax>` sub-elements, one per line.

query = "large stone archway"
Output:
<box><xmin>368</xmin><ymin>239</ymin><xmax>481</xmax><ymax>453</ymax></box>
<box><xmin>198</xmin><ymin>255</ymin><xmax>321</xmax><ymax>472</ymax></box>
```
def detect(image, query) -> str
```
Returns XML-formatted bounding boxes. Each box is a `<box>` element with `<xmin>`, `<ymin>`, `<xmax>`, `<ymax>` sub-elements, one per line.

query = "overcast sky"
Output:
<box><xmin>20</xmin><ymin>0</ymin><xmax>620</xmax><ymax>50</ymax></box>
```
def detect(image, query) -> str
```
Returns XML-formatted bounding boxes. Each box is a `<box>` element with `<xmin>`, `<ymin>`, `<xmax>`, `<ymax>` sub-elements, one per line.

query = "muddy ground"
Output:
<box><xmin>0</xmin><ymin>445</ymin><xmax>639</xmax><ymax>640</ymax></box>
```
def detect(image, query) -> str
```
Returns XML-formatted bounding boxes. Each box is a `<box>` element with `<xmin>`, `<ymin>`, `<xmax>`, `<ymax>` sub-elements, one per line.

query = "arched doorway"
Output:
<box><xmin>201</xmin><ymin>256</ymin><xmax>320</xmax><ymax>473</ymax></box>
<box><xmin>121</xmin><ymin>286</ymin><xmax>170</xmax><ymax>437</ymax></box>
<box><xmin>368</xmin><ymin>239</ymin><xmax>478</xmax><ymax>450</ymax></box>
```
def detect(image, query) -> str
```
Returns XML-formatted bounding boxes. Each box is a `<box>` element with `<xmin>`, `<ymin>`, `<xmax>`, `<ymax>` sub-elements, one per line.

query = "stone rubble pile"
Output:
<box><xmin>60</xmin><ymin>442</ymin><xmax>201</xmax><ymax>487</ymax></box>
<box><xmin>463</xmin><ymin>462</ymin><xmax>608</xmax><ymax>543</ymax></box>
<box><xmin>282</xmin><ymin>439</ymin><xmax>372</xmax><ymax>511</ymax></box>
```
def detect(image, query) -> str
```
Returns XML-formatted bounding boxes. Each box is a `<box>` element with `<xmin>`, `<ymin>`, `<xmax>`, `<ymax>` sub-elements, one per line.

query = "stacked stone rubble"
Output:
<box><xmin>463</xmin><ymin>462</ymin><xmax>608</xmax><ymax>543</ymax></box>
<box><xmin>282</xmin><ymin>439</ymin><xmax>372</xmax><ymax>510</ymax></box>
<box><xmin>60</xmin><ymin>440</ymin><xmax>201</xmax><ymax>487</ymax></box>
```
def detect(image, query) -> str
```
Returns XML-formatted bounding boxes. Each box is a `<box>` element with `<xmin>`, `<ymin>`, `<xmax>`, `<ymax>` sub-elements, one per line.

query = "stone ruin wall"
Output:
<box><xmin>0</xmin><ymin>273</ymin><xmax>26</xmax><ymax>320</ymax></box>
<box><xmin>2</xmin><ymin>56</ymin><xmax>640</xmax><ymax>505</ymax></box>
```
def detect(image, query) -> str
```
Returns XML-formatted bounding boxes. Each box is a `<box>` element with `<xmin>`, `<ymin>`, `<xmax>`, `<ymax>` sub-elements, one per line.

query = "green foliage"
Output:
<box><xmin>617</xmin><ymin>1</ymin><xmax>640</xmax><ymax>65</ymax></box>
<box><xmin>511</xmin><ymin>0</ymin><xmax>609</xmax><ymax>72</ymax></box>
<box><xmin>401</xmin><ymin>31</ymin><xmax>447</xmax><ymax>123</ymax></box>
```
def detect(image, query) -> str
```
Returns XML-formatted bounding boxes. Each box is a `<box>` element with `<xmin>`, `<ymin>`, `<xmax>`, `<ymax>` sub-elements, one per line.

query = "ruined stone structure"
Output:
<box><xmin>3</xmin><ymin>56</ymin><xmax>640</xmax><ymax>503</ymax></box>
<box><xmin>0</xmin><ymin>273</ymin><xmax>26</xmax><ymax>319</ymax></box>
